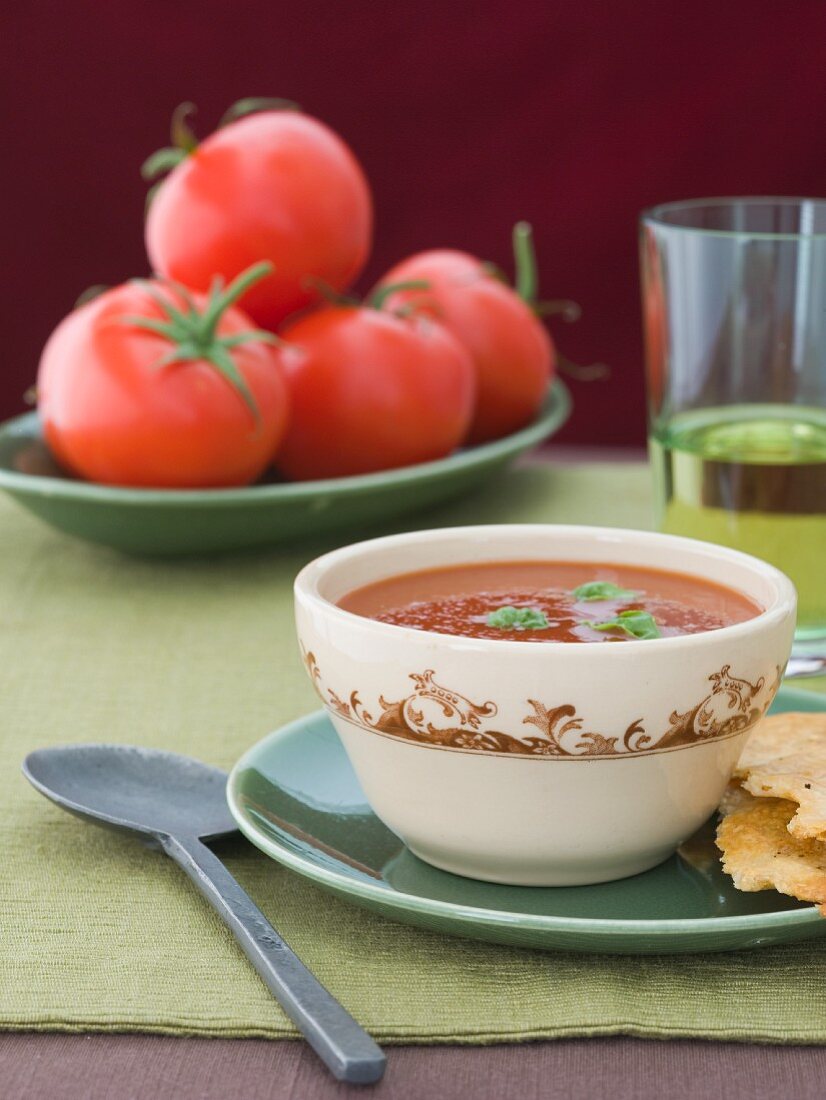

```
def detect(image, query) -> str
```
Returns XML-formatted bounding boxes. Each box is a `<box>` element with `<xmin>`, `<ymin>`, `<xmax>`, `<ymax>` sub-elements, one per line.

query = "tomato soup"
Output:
<box><xmin>338</xmin><ymin>560</ymin><xmax>762</xmax><ymax>643</ymax></box>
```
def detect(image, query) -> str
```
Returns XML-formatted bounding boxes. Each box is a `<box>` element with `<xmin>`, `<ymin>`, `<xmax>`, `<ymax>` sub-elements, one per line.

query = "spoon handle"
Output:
<box><xmin>160</xmin><ymin>833</ymin><xmax>386</xmax><ymax>1085</ymax></box>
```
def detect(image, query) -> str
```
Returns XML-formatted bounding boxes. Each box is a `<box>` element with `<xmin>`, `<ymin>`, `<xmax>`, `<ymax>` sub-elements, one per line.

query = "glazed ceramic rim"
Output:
<box><xmin>226</xmin><ymin>693</ymin><xmax>822</xmax><ymax>939</ymax></box>
<box><xmin>641</xmin><ymin>196</ymin><xmax>826</xmax><ymax>240</ymax></box>
<box><xmin>295</xmin><ymin>523</ymin><xmax>797</xmax><ymax>654</ymax></box>
<box><xmin>0</xmin><ymin>381</ymin><xmax>569</xmax><ymax>507</ymax></box>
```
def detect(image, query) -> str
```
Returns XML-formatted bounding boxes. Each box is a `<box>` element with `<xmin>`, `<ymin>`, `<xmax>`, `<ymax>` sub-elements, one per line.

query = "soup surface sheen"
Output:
<box><xmin>338</xmin><ymin>561</ymin><xmax>762</xmax><ymax>643</ymax></box>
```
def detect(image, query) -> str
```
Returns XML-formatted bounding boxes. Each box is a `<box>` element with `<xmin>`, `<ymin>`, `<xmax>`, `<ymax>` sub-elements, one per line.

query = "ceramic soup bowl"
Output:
<box><xmin>294</xmin><ymin>525</ymin><xmax>796</xmax><ymax>886</ymax></box>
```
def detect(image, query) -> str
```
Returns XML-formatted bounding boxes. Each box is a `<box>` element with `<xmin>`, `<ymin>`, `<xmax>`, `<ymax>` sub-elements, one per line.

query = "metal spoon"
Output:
<box><xmin>22</xmin><ymin>744</ymin><xmax>386</xmax><ymax>1085</ymax></box>
<box><xmin>786</xmin><ymin>655</ymin><xmax>826</xmax><ymax>679</ymax></box>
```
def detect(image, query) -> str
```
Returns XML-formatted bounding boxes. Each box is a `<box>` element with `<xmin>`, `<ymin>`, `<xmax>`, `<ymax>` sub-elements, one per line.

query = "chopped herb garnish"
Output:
<box><xmin>486</xmin><ymin>606</ymin><xmax>551</xmax><ymax>631</ymax></box>
<box><xmin>586</xmin><ymin>609</ymin><xmax>661</xmax><ymax>640</ymax></box>
<box><xmin>572</xmin><ymin>581</ymin><xmax>639</xmax><ymax>602</ymax></box>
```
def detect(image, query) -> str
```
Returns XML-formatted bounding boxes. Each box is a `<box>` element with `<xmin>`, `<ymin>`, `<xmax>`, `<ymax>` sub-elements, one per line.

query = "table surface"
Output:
<box><xmin>5</xmin><ymin>449</ymin><xmax>823</xmax><ymax>1099</ymax></box>
<box><xmin>4</xmin><ymin>1035</ymin><xmax>826</xmax><ymax>1100</ymax></box>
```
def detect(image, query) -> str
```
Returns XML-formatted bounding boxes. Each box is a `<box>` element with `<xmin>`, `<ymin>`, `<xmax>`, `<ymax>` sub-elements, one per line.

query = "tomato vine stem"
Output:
<box><xmin>118</xmin><ymin>262</ymin><xmax>278</xmax><ymax>425</ymax></box>
<box><xmin>368</xmin><ymin>280</ymin><xmax>431</xmax><ymax>311</ymax></box>
<box><xmin>510</xmin><ymin>222</ymin><xmax>609</xmax><ymax>382</ymax></box>
<box><xmin>512</xmin><ymin>221</ymin><xmax>538</xmax><ymax>303</ymax></box>
<box><xmin>142</xmin><ymin>98</ymin><xmax>302</xmax><ymax>192</ymax></box>
<box><xmin>300</xmin><ymin>276</ymin><xmax>359</xmax><ymax>308</ymax></box>
<box><xmin>219</xmin><ymin>97</ymin><xmax>301</xmax><ymax>126</ymax></box>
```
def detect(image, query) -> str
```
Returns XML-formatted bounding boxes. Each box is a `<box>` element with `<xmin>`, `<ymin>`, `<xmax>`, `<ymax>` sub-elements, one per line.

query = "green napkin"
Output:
<box><xmin>3</xmin><ymin>461</ymin><xmax>825</xmax><ymax>1044</ymax></box>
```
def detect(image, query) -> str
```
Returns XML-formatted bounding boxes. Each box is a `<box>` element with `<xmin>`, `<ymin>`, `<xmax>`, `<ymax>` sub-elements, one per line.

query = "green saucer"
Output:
<box><xmin>0</xmin><ymin>381</ymin><xmax>570</xmax><ymax>556</ymax></box>
<box><xmin>228</xmin><ymin>686</ymin><xmax>826</xmax><ymax>955</ymax></box>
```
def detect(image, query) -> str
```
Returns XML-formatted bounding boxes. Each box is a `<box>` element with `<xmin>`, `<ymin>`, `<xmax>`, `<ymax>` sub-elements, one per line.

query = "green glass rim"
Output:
<box><xmin>640</xmin><ymin>196</ymin><xmax>826</xmax><ymax>241</ymax></box>
<box><xmin>0</xmin><ymin>380</ymin><xmax>570</xmax><ymax>508</ymax></box>
<box><xmin>227</xmin><ymin>687</ymin><xmax>823</xmax><ymax>942</ymax></box>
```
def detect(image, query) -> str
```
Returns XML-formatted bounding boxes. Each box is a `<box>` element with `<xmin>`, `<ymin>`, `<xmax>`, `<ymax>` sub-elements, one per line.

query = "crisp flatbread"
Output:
<box><xmin>718</xmin><ymin>781</ymin><xmax>754</xmax><ymax>816</ymax></box>
<box><xmin>716</xmin><ymin>796</ymin><xmax>826</xmax><ymax>914</ymax></box>
<box><xmin>732</xmin><ymin>713</ymin><xmax>826</xmax><ymax>840</ymax></box>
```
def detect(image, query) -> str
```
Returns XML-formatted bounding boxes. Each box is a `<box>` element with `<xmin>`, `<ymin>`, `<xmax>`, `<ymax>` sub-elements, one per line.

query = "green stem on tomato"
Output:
<box><xmin>170</xmin><ymin>102</ymin><xmax>199</xmax><ymax>152</ymax></box>
<box><xmin>512</xmin><ymin>221</ymin><xmax>538</xmax><ymax>304</ymax></box>
<box><xmin>219</xmin><ymin>97</ymin><xmax>301</xmax><ymax>127</ymax></box>
<box><xmin>369</xmin><ymin>280</ymin><xmax>431</xmax><ymax>312</ymax></box>
<box><xmin>509</xmin><ymin>224</ymin><xmax>610</xmax><ymax>383</ymax></box>
<box><xmin>301</xmin><ymin>276</ymin><xmax>359</xmax><ymax>308</ymax></box>
<box><xmin>141</xmin><ymin>100</ymin><xmax>203</xmax><ymax>197</ymax></box>
<box><xmin>143</xmin><ymin>98</ymin><xmax>303</xmax><ymax>188</ymax></box>
<box><xmin>481</xmin><ymin>260</ymin><xmax>508</xmax><ymax>284</ymax></box>
<box><xmin>74</xmin><ymin>285</ymin><xmax>110</xmax><ymax>309</ymax></box>
<box><xmin>120</xmin><ymin>262</ymin><xmax>278</xmax><ymax>426</ymax></box>
<box><xmin>534</xmin><ymin>298</ymin><xmax>582</xmax><ymax>322</ymax></box>
<box><xmin>141</xmin><ymin>102</ymin><xmax>199</xmax><ymax>184</ymax></box>
<box><xmin>141</xmin><ymin>148</ymin><xmax>187</xmax><ymax>182</ymax></box>
<box><xmin>197</xmin><ymin>262</ymin><xmax>274</xmax><ymax>344</ymax></box>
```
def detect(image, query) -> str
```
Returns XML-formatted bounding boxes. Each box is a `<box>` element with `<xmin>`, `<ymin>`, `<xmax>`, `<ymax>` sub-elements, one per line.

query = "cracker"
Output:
<box><xmin>716</xmin><ymin>796</ymin><xmax>826</xmax><ymax>913</ymax></box>
<box><xmin>718</xmin><ymin>781</ymin><xmax>755</xmax><ymax>816</ymax></box>
<box><xmin>733</xmin><ymin>713</ymin><xmax>826</xmax><ymax>841</ymax></box>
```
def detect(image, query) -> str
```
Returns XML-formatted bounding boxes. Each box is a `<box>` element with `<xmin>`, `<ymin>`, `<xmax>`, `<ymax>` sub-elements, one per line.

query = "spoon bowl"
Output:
<box><xmin>24</xmin><ymin>744</ymin><xmax>236</xmax><ymax>841</ymax></box>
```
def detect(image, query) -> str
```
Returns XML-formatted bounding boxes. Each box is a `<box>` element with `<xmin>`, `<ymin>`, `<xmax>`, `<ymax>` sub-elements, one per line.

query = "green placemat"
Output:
<box><xmin>3</xmin><ymin>460</ymin><xmax>825</xmax><ymax>1045</ymax></box>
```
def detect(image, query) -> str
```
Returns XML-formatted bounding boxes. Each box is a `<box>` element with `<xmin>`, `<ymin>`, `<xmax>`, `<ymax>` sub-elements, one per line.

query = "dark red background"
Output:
<box><xmin>5</xmin><ymin>1</ymin><xmax>826</xmax><ymax>446</ymax></box>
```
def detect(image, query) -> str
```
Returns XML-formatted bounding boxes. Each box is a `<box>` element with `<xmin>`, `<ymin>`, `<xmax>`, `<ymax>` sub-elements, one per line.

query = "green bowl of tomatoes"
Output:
<box><xmin>0</xmin><ymin>382</ymin><xmax>569</xmax><ymax>556</ymax></box>
<box><xmin>7</xmin><ymin>99</ymin><xmax>587</xmax><ymax>554</ymax></box>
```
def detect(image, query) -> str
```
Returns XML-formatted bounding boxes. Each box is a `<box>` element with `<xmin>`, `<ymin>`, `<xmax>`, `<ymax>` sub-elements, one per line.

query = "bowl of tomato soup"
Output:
<box><xmin>294</xmin><ymin>525</ymin><xmax>796</xmax><ymax>886</ymax></box>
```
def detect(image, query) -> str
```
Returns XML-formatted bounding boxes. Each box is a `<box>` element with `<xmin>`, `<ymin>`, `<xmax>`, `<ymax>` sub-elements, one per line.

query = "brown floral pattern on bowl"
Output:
<box><xmin>304</xmin><ymin>650</ymin><xmax>780</xmax><ymax>759</ymax></box>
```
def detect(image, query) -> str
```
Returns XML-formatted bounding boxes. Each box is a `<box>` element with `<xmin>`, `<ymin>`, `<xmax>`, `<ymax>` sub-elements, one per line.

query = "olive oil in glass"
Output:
<box><xmin>641</xmin><ymin>198</ymin><xmax>826</xmax><ymax>645</ymax></box>
<box><xmin>650</xmin><ymin>405</ymin><xmax>826</xmax><ymax>641</ymax></box>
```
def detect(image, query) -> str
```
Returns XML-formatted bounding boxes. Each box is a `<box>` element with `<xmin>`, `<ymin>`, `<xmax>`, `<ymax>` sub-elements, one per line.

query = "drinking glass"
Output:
<box><xmin>639</xmin><ymin>198</ymin><xmax>826</xmax><ymax>646</ymax></box>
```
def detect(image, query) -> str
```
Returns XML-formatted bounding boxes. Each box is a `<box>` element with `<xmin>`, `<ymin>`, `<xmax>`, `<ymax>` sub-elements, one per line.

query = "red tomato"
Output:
<box><xmin>376</xmin><ymin>249</ymin><xmax>554</xmax><ymax>444</ymax></box>
<box><xmin>38</xmin><ymin>270</ymin><xmax>290</xmax><ymax>488</ymax></box>
<box><xmin>145</xmin><ymin>106</ymin><xmax>373</xmax><ymax>330</ymax></box>
<box><xmin>275</xmin><ymin>305</ymin><xmax>475</xmax><ymax>480</ymax></box>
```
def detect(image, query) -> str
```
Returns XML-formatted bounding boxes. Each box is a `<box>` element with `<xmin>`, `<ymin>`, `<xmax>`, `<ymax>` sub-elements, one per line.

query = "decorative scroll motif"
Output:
<box><xmin>302</xmin><ymin>649</ymin><xmax>777</xmax><ymax>759</ymax></box>
<box><xmin>658</xmin><ymin>665</ymin><xmax>765</xmax><ymax>749</ymax></box>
